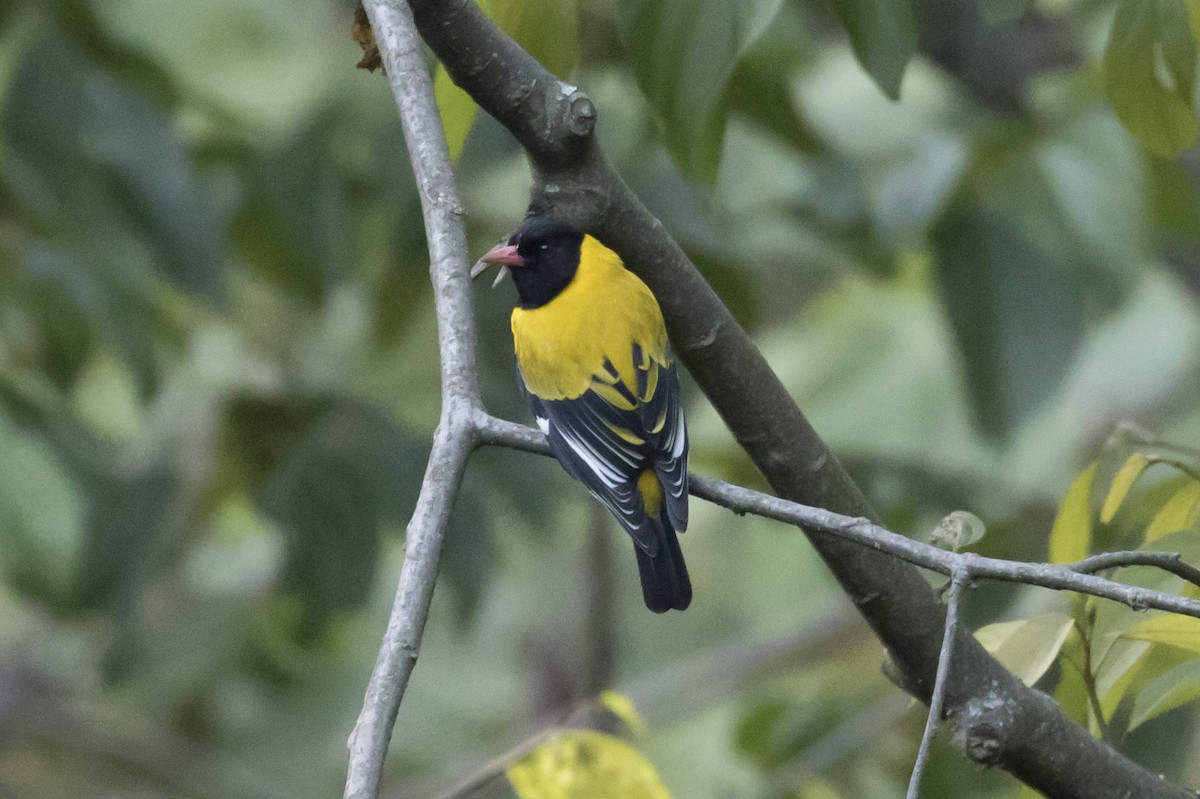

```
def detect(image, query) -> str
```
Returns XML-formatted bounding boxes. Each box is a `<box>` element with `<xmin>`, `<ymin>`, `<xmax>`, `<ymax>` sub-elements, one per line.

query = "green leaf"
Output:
<box><xmin>1148</xmin><ymin>154</ymin><xmax>1200</xmax><ymax>237</ymax></box>
<box><xmin>1101</xmin><ymin>453</ymin><xmax>1152</xmax><ymax>523</ymax></box>
<box><xmin>254</xmin><ymin>400</ymin><xmax>427</xmax><ymax>634</ymax></box>
<box><xmin>930</xmin><ymin>207</ymin><xmax>1085</xmax><ymax>440</ymax></box>
<box><xmin>233</xmin><ymin>123</ymin><xmax>361</xmax><ymax>304</ymax></box>
<box><xmin>734</xmin><ymin>695</ymin><xmax>851</xmax><ymax>769</ymax></box>
<box><xmin>1048</xmin><ymin>462</ymin><xmax>1097</xmax><ymax>564</ymax></box>
<box><xmin>1095</xmin><ymin>638</ymin><xmax>1151</xmax><ymax>717</ymax></box>
<box><xmin>980</xmin><ymin>0</ymin><xmax>1030</xmax><ymax>26</ymax></box>
<box><xmin>1188</xmin><ymin>0</ymin><xmax>1200</xmax><ymax>41</ymax></box>
<box><xmin>1122</xmin><ymin>614</ymin><xmax>1200</xmax><ymax>654</ymax></box>
<box><xmin>615</xmin><ymin>0</ymin><xmax>782</xmax><ymax>182</ymax></box>
<box><xmin>975</xmin><ymin>113</ymin><xmax>1146</xmax><ymax>305</ymax></box>
<box><xmin>1055</xmin><ymin>627</ymin><xmax>1093</xmax><ymax>728</ymax></box>
<box><xmin>3</xmin><ymin>18</ymin><xmax>226</xmax><ymax>381</ymax></box>
<box><xmin>0</xmin><ymin>409</ymin><xmax>85</xmax><ymax>602</ymax></box>
<box><xmin>1147</xmin><ymin>480</ymin><xmax>1200</xmax><ymax>540</ymax></box>
<box><xmin>435</xmin><ymin>0</ymin><xmax>580</xmax><ymax>159</ymax></box>
<box><xmin>798</xmin><ymin>782</ymin><xmax>847</xmax><ymax>799</ymax></box>
<box><xmin>1104</xmin><ymin>0</ymin><xmax>1200</xmax><ymax>155</ymax></box>
<box><xmin>975</xmin><ymin>613</ymin><xmax>1074</xmax><ymax>686</ymax></box>
<box><xmin>1130</xmin><ymin>658</ymin><xmax>1200</xmax><ymax>730</ymax></box>
<box><xmin>725</xmin><ymin>4</ymin><xmax>818</xmax><ymax>152</ymax></box>
<box><xmin>827</xmin><ymin>0</ymin><xmax>916</xmax><ymax>99</ymax></box>
<box><xmin>90</xmin><ymin>0</ymin><xmax>343</xmax><ymax>134</ymax></box>
<box><xmin>507</xmin><ymin>729</ymin><xmax>673</xmax><ymax>799</ymax></box>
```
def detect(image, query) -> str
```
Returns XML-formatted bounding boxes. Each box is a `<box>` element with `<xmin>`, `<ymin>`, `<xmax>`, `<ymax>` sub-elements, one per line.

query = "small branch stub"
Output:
<box><xmin>965</xmin><ymin>722</ymin><xmax>1003</xmax><ymax>766</ymax></box>
<box><xmin>566</xmin><ymin>92</ymin><xmax>596</xmax><ymax>138</ymax></box>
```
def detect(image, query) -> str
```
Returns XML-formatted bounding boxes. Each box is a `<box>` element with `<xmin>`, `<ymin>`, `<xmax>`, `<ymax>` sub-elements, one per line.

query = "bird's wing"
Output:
<box><xmin>651</xmin><ymin>359</ymin><xmax>688</xmax><ymax>533</ymax></box>
<box><xmin>522</xmin><ymin>348</ymin><xmax>688</xmax><ymax>554</ymax></box>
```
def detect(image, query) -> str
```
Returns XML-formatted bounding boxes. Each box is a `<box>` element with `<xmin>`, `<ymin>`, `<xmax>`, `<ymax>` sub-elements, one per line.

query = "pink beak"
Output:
<box><xmin>479</xmin><ymin>243</ymin><xmax>524</xmax><ymax>267</ymax></box>
<box><xmin>471</xmin><ymin>242</ymin><xmax>525</xmax><ymax>287</ymax></box>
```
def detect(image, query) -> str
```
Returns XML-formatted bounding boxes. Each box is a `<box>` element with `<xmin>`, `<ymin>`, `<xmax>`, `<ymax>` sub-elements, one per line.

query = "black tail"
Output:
<box><xmin>633</xmin><ymin>513</ymin><xmax>692</xmax><ymax>613</ymax></box>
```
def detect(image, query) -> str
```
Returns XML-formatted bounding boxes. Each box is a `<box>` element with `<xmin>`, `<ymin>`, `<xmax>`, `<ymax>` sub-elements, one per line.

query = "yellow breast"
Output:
<box><xmin>511</xmin><ymin>235</ymin><xmax>668</xmax><ymax>400</ymax></box>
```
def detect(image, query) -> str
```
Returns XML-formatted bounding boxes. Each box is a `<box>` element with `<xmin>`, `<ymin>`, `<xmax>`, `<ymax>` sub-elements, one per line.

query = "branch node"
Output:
<box><xmin>952</xmin><ymin>693</ymin><xmax>1013</xmax><ymax>767</ymax></box>
<box><xmin>566</xmin><ymin>91</ymin><xmax>596</xmax><ymax>138</ymax></box>
<box><xmin>964</xmin><ymin>722</ymin><xmax>1003</xmax><ymax>766</ymax></box>
<box><xmin>1128</xmin><ymin>591</ymin><xmax>1151</xmax><ymax>613</ymax></box>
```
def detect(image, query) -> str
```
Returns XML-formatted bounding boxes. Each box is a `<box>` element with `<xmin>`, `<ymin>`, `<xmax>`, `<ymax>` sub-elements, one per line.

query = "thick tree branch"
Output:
<box><xmin>394</xmin><ymin>3</ymin><xmax>1196</xmax><ymax>796</ymax></box>
<box><xmin>352</xmin><ymin>3</ymin><xmax>1196</xmax><ymax>798</ymax></box>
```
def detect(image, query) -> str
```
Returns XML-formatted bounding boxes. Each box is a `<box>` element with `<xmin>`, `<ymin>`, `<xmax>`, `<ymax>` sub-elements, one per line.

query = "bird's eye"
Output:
<box><xmin>540</xmin><ymin>243</ymin><xmax>550</xmax><ymax>251</ymax></box>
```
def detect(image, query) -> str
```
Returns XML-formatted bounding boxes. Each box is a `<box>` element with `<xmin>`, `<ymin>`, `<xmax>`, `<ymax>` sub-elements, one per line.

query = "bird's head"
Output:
<box><xmin>472</xmin><ymin>217</ymin><xmax>585</xmax><ymax>308</ymax></box>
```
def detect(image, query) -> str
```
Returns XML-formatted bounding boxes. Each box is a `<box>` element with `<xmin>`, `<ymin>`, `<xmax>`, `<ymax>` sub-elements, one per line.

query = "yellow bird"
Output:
<box><xmin>474</xmin><ymin>218</ymin><xmax>691</xmax><ymax>612</ymax></box>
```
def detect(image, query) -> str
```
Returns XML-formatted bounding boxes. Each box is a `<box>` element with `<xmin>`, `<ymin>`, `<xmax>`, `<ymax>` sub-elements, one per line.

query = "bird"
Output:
<box><xmin>472</xmin><ymin>217</ymin><xmax>691</xmax><ymax>612</ymax></box>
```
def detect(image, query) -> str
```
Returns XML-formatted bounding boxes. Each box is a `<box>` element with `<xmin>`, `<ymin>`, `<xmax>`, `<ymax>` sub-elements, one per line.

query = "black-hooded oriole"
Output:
<box><xmin>474</xmin><ymin>217</ymin><xmax>691</xmax><ymax>613</ymax></box>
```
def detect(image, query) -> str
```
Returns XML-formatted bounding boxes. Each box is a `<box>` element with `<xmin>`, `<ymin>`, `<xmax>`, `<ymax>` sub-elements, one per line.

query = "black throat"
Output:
<box><xmin>511</xmin><ymin>228</ymin><xmax>584</xmax><ymax>309</ymax></box>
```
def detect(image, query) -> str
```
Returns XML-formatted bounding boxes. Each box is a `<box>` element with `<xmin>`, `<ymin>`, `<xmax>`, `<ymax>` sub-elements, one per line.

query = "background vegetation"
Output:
<box><xmin>1</xmin><ymin>0</ymin><xmax>1199</xmax><ymax>797</ymax></box>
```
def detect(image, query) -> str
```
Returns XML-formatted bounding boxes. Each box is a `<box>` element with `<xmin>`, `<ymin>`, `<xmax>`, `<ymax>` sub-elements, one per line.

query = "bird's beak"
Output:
<box><xmin>471</xmin><ymin>243</ymin><xmax>524</xmax><ymax>288</ymax></box>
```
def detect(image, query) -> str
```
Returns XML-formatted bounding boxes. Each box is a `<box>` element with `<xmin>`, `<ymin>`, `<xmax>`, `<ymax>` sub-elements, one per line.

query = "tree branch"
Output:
<box><xmin>353</xmin><ymin>2</ymin><xmax>1198</xmax><ymax>797</ymax></box>
<box><xmin>907</xmin><ymin>572</ymin><xmax>968</xmax><ymax>799</ymax></box>
<box><xmin>1071</xmin><ymin>551</ymin><xmax>1200</xmax><ymax>590</ymax></box>
<box><xmin>393</xmin><ymin>5</ymin><xmax>1196</xmax><ymax>791</ymax></box>
<box><xmin>344</xmin><ymin>2</ymin><xmax>479</xmax><ymax>798</ymax></box>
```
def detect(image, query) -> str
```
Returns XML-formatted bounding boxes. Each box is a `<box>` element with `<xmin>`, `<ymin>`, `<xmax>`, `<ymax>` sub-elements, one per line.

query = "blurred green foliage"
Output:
<box><xmin>1</xmin><ymin>0</ymin><xmax>1200</xmax><ymax>797</ymax></box>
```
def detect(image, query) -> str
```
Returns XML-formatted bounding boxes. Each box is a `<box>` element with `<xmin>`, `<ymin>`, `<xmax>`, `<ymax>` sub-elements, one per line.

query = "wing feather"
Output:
<box><xmin>522</xmin><ymin>349</ymin><xmax>688</xmax><ymax>552</ymax></box>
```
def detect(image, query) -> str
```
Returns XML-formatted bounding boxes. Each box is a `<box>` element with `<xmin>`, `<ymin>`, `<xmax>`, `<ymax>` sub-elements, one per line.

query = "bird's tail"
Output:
<box><xmin>633</xmin><ymin>508</ymin><xmax>692</xmax><ymax>613</ymax></box>
<box><xmin>631</xmin><ymin>469</ymin><xmax>691</xmax><ymax>613</ymax></box>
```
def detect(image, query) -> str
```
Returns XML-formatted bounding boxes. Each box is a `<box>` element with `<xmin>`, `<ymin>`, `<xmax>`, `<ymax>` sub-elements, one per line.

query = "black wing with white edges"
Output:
<box><xmin>522</xmin><ymin>353</ymin><xmax>688</xmax><ymax>554</ymax></box>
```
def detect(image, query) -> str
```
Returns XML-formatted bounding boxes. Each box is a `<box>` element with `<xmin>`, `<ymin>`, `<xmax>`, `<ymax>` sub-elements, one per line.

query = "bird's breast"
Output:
<box><xmin>511</xmin><ymin>248</ymin><xmax>668</xmax><ymax>402</ymax></box>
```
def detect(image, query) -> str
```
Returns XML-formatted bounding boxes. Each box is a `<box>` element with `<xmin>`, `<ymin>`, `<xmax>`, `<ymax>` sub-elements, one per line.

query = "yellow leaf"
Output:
<box><xmin>1146</xmin><ymin>480</ymin><xmax>1200</xmax><ymax>541</ymax></box>
<box><xmin>507</xmin><ymin>730</ymin><xmax>672</xmax><ymax>799</ymax></box>
<box><xmin>1048</xmin><ymin>462</ymin><xmax>1097</xmax><ymax>564</ymax></box>
<box><xmin>599</xmin><ymin>691</ymin><xmax>646</xmax><ymax>737</ymax></box>
<box><xmin>1100</xmin><ymin>453</ymin><xmax>1151</xmax><ymax>523</ymax></box>
<box><xmin>975</xmin><ymin>614</ymin><xmax>1074</xmax><ymax>687</ymax></box>
<box><xmin>434</xmin><ymin>68</ymin><xmax>479</xmax><ymax>160</ymax></box>
<box><xmin>1122</xmin><ymin>614</ymin><xmax>1200</xmax><ymax>654</ymax></box>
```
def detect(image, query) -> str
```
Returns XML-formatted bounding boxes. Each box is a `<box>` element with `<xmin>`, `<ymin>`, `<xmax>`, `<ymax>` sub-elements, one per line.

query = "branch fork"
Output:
<box><xmin>348</xmin><ymin>1</ymin><xmax>1200</xmax><ymax>797</ymax></box>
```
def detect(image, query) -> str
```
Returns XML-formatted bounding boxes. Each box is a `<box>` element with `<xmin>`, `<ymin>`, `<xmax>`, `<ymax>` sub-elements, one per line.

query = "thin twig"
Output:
<box><xmin>482</xmin><ymin>409</ymin><xmax>1200</xmax><ymax>611</ymax></box>
<box><xmin>906</xmin><ymin>572</ymin><xmax>968</xmax><ymax>799</ymax></box>
<box><xmin>475</xmin><ymin>413</ymin><xmax>1200</xmax><ymax>621</ymax></box>
<box><xmin>1076</xmin><ymin>620</ymin><xmax>1110</xmax><ymax>742</ymax></box>
<box><xmin>1071</xmin><ymin>551</ymin><xmax>1200</xmax><ymax>590</ymax></box>
<box><xmin>686</xmin><ymin>474</ymin><xmax>1200</xmax><ymax>620</ymax></box>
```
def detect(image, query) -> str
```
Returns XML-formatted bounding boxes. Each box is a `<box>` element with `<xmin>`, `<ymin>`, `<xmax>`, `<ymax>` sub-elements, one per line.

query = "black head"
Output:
<box><xmin>483</xmin><ymin>218</ymin><xmax>585</xmax><ymax>308</ymax></box>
